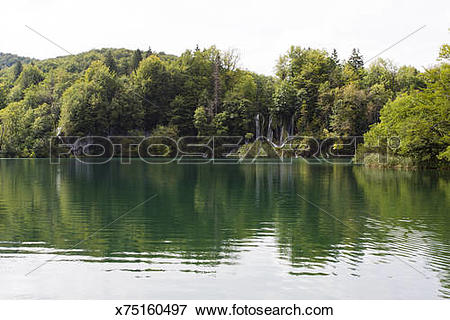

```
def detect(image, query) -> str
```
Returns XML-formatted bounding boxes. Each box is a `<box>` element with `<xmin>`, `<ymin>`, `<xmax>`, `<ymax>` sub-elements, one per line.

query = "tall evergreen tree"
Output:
<box><xmin>103</xmin><ymin>50</ymin><xmax>117</xmax><ymax>73</ymax></box>
<box><xmin>146</xmin><ymin>46</ymin><xmax>153</xmax><ymax>57</ymax></box>
<box><xmin>12</xmin><ymin>61</ymin><xmax>23</xmax><ymax>81</ymax></box>
<box><xmin>331</xmin><ymin>49</ymin><xmax>339</xmax><ymax>65</ymax></box>
<box><xmin>131</xmin><ymin>49</ymin><xmax>143</xmax><ymax>72</ymax></box>
<box><xmin>348</xmin><ymin>48</ymin><xmax>364</xmax><ymax>70</ymax></box>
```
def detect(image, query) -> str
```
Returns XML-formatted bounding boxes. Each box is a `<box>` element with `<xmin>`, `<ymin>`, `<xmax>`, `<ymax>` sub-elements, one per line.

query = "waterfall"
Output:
<box><xmin>255</xmin><ymin>114</ymin><xmax>260</xmax><ymax>139</ymax></box>
<box><xmin>280</xmin><ymin>125</ymin><xmax>285</xmax><ymax>145</ymax></box>
<box><xmin>290</xmin><ymin>115</ymin><xmax>295</xmax><ymax>137</ymax></box>
<box><xmin>267</xmin><ymin>116</ymin><xmax>273</xmax><ymax>143</ymax></box>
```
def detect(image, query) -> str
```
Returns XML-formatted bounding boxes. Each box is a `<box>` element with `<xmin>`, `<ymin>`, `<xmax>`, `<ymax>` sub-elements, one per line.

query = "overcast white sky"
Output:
<box><xmin>1</xmin><ymin>0</ymin><xmax>449</xmax><ymax>74</ymax></box>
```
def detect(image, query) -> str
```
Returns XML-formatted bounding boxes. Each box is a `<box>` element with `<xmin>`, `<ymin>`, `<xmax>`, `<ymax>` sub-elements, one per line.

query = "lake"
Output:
<box><xmin>0</xmin><ymin>159</ymin><xmax>449</xmax><ymax>299</ymax></box>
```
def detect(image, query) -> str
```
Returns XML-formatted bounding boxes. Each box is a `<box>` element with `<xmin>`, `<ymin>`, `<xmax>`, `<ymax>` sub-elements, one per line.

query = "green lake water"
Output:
<box><xmin>0</xmin><ymin>159</ymin><xmax>449</xmax><ymax>299</ymax></box>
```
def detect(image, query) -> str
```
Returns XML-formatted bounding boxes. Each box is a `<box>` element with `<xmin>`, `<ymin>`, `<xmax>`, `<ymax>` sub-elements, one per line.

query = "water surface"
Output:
<box><xmin>0</xmin><ymin>159</ymin><xmax>449</xmax><ymax>299</ymax></box>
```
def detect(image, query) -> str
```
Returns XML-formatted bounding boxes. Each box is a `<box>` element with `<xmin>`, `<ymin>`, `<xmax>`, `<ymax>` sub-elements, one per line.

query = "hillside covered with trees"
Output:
<box><xmin>0</xmin><ymin>53</ymin><xmax>35</xmax><ymax>69</ymax></box>
<box><xmin>0</xmin><ymin>44</ymin><xmax>448</xmax><ymax>168</ymax></box>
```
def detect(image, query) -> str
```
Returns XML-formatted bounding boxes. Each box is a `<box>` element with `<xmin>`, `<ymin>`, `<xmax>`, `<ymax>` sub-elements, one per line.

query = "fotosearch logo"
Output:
<box><xmin>49</xmin><ymin>135</ymin><xmax>395</xmax><ymax>165</ymax></box>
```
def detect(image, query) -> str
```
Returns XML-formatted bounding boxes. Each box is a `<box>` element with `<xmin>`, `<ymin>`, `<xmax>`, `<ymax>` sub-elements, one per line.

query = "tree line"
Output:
<box><xmin>0</xmin><ymin>45</ymin><xmax>448</xmax><ymax>167</ymax></box>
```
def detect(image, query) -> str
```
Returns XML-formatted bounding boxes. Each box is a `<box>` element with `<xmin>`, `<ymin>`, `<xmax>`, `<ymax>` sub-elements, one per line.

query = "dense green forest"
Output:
<box><xmin>0</xmin><ymin>44</ymin><xmax>448</xmax><ymax>167</ymax></box>
<box><xmin>0</xmin><ymin>52</ymin><xmax>35</xmax><ymax>69</ymax></box>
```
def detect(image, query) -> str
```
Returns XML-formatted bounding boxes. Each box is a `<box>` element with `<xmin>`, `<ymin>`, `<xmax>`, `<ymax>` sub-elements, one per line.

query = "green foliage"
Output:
<box><xmin>8</xmin><ymin>64</ymin><xmax>44</xmax><ymax>101</ymax></box>
<box><xmin>272</xmin><ymin>81</ymin><xmax>298</xmax><ymax>124</ymax></box>
<box><xmin>59</xmin><ymin>61</ymin><xmax>141</xmax><ymax>136</ymax></box>
<box><xmin>366</xmin><ymin>83</ymin><xmax>390</xmax><ymax>124</ymax></box>
<box><xmin>360</xmin><ymin>55</ymin><xmax>450</xmax><ymax>167</ymax></box>
<box><xmin>146</xmin><ymin>125</ymin><xmax>179</xmax><ymax>156</ymax></box>
<box><xmin>438</xmin><ymin>44</ymin><xmax>450</xmax><ymax>61</ymax></box>
<box><xmin>193</xmin><ymin>106</ymin><xmax>210</xmax><ymax>135</ymax></box>
<box><xmin>0</xmin><ymin>82</ymin><xmax>8</xmax><ymax>110</ymax></box>
<box><xmin>133</xmin><ymin>55</ymin><xmax>172</xmax><ymax>131</ymax></box>
<box><xmin>396</xmin><ymin>65</ymin><xmax>425</xmax><ymax>92</ymax></box>
<box><xmin>331</xmin><ymin>83</ymin><xmax>368</xmax><ymax>136</ymax></box>
<box><xmin>169</xmin><ymin>95</ymin><xmax>195</xmax><ymax>136</ymax></box>
<box><xmin>151</xmin><ymin>124</ymin><xmax>179</xmax><ymax>138</ymax></box>
<box><xmin>364</xmin><ymin>59</ymin><xmax>397</xmax><ymax>94</ymax></box>
<box><xmin>275</xmin><ymin>46</ymin><xmax>337</xmax><ymax>135</ymax></box>
<box><xmin>0</xmin><ymin>101</ymin><xmax>33</xmax><ymax>156</ymax></box>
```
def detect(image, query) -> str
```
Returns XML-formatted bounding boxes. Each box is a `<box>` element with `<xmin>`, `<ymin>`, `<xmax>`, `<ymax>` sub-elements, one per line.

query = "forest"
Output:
<box><xmin>0</xmin><ymin>44</ymin><xmax>448</xmax><ymax>168</ymax></box>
